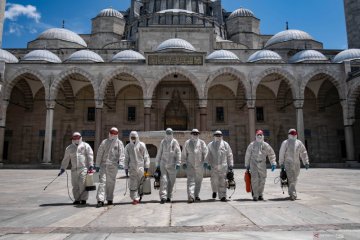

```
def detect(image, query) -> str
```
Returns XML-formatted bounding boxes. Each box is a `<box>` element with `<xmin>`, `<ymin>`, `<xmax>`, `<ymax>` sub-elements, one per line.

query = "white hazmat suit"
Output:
<box><xmin>60</xmin><ymin>132</ymin><xmax>94</xmax><ymax>204</ymax></box>
<box><xmin>205</xmin><ymin>131</ymin><xmax>233</xmax><ymax>201</ymax></box>
<box><xmin>245</xmin><ymin>130</ymin><xmax>276</xmax><ymax>201</ymax></box>
<box><xmin>279</xmin><ymin>129</ymin><xmax>309</xmax><ymax>200</ymax></box>
<box><xmin>155</xmin><ymin>128</ymin><xmax>181</xmax><ymax>203</ymax></box>
<box><xmin>96</xmin><ymin>127</ymin><xmax>125</xmax><ymax>206</ymax></box>
<box><xmin>182</xmin><ymin>129</ymin><xmax>208</xmax><ymax>202</ymax></box>
<box><xmin>124</xmin><ymin>131</ymin><xmax>150</xmax><ymax>204</ymax></box>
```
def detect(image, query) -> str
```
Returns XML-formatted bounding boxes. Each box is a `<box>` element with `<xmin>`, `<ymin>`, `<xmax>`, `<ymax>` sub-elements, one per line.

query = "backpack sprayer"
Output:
<box><xmin>274</xmin><ymin>168</ymin><xmax>288</xmax><ymax>194</ymax></box>
<box><xmin>153</xmin><ymin>167</ymin><xmax>161</xmax><ymax>190</ymax></box>
<box><xmin>226</xmin><ymin>169</ymin><xmax>236</xmax><ymax>199</ymax></box>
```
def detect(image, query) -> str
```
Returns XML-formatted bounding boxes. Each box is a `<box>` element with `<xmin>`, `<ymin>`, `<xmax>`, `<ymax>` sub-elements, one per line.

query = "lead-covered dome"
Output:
<box><xmin>332</xmin><ymin>49</ymin><xmax>360</xmax><ymax>63</ymax></box>
<box><xmin>289</xmin><ymin>50</ymin><xmax>328</xmax><ymax>63</ymax></box>
<box><xmin>22</xmin><ymin>50</ymin><xmax>61</xmax><ymax>63</ymax></box>
<box><xmin>0</xmin><ymin>49</ymin><xmax>18</xmax><ymax>63</ymax></box>
<box><xmin>156</xmin><ymin>38</ymin><xmax>196</xmax><ymax>52</ymax></box>
<box><xmin>265</xmin><ymin>30</ymin><xmax>314</xmax><ymax>48</ymax></box>
<box><xmin>97</xmin><ymin>8</ymin><xmax>123</xmax><ymax>18</ymax></box>
<box><xmin>112</xmin><ymin>50</ymin><xmax>145</xmax><ymax>62</ymax></box>
<box><xmin>228</xmin><ymin>7</ymin><xmax>254</xmax><ymax>19</ymax></box>
<box><xmin>206</xmin><ymin>50</ymin><xmax>239</xmax><ymax>61</ymax></box>
<box><xmin>247</xmin><ymin>50</ymin><xmax>282</xmax><ymax>63</ymax></box>
<box><xmin>65</xmin><ymin>50</ymin><xmax>104</xmax><ymax>63</ymax></box>
<box><xmin>38</xmin><ymin>28</ymin><xmax>87</xmax><ymax>47</ymax></box>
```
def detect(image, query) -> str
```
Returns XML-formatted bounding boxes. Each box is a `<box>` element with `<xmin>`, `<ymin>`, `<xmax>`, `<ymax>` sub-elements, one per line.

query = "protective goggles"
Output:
<box><xmin>214</xmin><ymin>134</ymin><xmax>222</xmax><ymax>137</ymax></box>
<box><xmin>288</xmin><ymin>131</ymin><xmax>297</xmax><ymax>136</ymax></box>
<box><xmin>191</xmin><ymin>132</ymin><xmax>199</xmax><ymax>135</ymax></box>
<box><xmin>109</xmin><ymin>130</ymin><xmax>118</xmax><ymax>135</ymax></box>
<box><xmin>72</xmin><ymin>135</ymin><xmax>81</xmax><ymax>140</ymax></box>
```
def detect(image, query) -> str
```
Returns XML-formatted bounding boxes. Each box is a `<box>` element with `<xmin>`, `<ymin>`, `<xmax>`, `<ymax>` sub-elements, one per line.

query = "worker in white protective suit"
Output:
<box><xmin>155</xmin><ymin>128</ymin><xmax>181</xmax><ymax>204</ymax></box>
<box><xmin>95</xmin><ymin>127</ymin><xmax>125</xmax><ymax>207</ymax></box>
<box><xmin>245</xmin><ymin>129</ymin><xmax>277</xmax><ymax>201</ymax></box>
<box><xmin>59</xmin><ymin>132</ymin><xmax>94</xmax><ymax>205</ymax></box>
<box><xmin>205</xmin><ymin>130</ymin><xmax>234</xmax><ymax>202</ymax></box>
<box><xmin>124</xmin><ymin>131</ymin><xmax>150</xmax><ymax>205</ymax></box>
<box><xmin>279</xmin><ymin>128</ymin><xmax>309</xmax><ymax>200</ymax></box>
<box><xmin>182</xmin><ymin>129</ymin><xmax>208</xmax><ymax>203</ymax></box>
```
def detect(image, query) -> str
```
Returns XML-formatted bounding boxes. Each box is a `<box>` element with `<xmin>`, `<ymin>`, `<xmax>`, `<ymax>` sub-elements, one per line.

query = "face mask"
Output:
<box><xmin>256</xmin><ymin>135</ymin><xmax>264</xmax><ymax>142</ymax></box>
<box><xmin>109</xmin><ymin>133</ymin><xmax>118</xmax><ymax>140</ymax></box>
<box><xmin>214</xmin><ymin>137</ymin><xmax>221</xmax><ymax>142</ymax></box>
<box><xmin>191</xmin><ymin>135</ymin><xmax>199</xmax><ymax>141</ymax></box>
<box><xmin>288</xmin><ymin>134</ymin><xmax>297</xmax><ymax>140</ymax></box>
<box><xmin>166</xmin><ymin>135</ymin><xmax>173</xmax><ymax>141</ymax></box>
<box><xmin>72</xmin><ymin>140</ymin><xmax>80</xmax><ymax>145</ymax></box>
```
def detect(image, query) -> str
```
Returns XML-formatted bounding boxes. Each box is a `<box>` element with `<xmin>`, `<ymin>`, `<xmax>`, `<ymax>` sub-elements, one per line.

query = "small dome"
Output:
<box><xmin>156</xmin><ymin>38</ymin><xmax>196</xmax><ymax>52</ymax></box>
<box><xmin>112</xmin><ymin>50</ymin><xmax>145</xmax><ymax>62</ymax></box>
<box><xmin>247</xmin><ymin>50</ymin><xmax>282</xmax><ymax>63</ymax></box>
<box><xmin>265</xmin><ymin>30</ymin><xmax>314</xmax><ymax>48</ymax></box>
<box><xmin>22</xmin><ymin>50</ymin><xmax>61</xmax><ymax>63</ymax></box>
<box><xmin>38</xmin><ymin>28</ymin><xmax>87</xmax><ymax>47</ymax></box>
<box><xmin>0</xmin><ymin>49</ymin><xmax>18</xmax><ymax>63</ymax></box>
<box><xmin>158</xmin><ymin>9</ymin><xmax>194</xmax><ymax>14</ymax></box>
<box><xmin>65</xmin><ymin>50</ymin><xmax>104</xmax><ymax>63</ymax></box>
<box><xmin>206</xmin><ymin>50</ymin><xmax>239</xmax><ymax>61</ymax></box>
<box><xmin>228</xmin><ymin>8</ymin><xmax>255</xmax><ymax>19</ymax></box>
<box><xmin>97</xmin><ymin>8</ymin><xmax>123</xmax><ymax>18</ymax></box>
<box><xmin>289</xmin><ymin>50</ymin><xmax>328</xmax><ymax>63</ymax></box>
<box><xmin>332</xmin><ymin>49</ymin><xmax>360</xmax><ymax>63</ymax></box>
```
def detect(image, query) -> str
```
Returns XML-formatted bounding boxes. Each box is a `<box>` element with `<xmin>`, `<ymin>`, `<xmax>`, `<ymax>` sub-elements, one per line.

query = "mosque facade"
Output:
<box><xmin>0</xmin><ymin>0</ymin><xmax>359</xmax><ymax>167</ymax></box>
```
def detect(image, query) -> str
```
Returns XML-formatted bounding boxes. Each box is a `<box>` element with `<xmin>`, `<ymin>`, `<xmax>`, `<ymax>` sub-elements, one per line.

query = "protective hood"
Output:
<box><xmin>72</xmin><ymin>132</ymin><xmax>82</xmax><ymax>145</ymax></box>
<box><xmin>129</xmin><ymin>131</ymin><xmax>140</xmax><ymax>145</ymax></box>
<box><xmin>108</xmin><ymin>127</ymin><xmax>119</xmax><ymax>140</ymax></box>
<box><xmin>165</xmin><ymin>128</ymin><xmax>174</xmax><ymax>142</ymax></box>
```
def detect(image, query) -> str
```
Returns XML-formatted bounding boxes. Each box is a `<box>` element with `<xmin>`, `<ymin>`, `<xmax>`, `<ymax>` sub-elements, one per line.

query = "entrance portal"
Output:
<box><xmin>164</xmin><ymin>90</ymin><xmax>188</xmax><ymax>130</ymax></box>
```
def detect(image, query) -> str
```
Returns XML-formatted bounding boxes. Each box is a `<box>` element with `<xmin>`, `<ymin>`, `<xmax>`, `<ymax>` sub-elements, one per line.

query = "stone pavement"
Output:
<box><xmin>0</xmin><ymin>168</ymin><xmax>359</xmax><ymax>239</ymax></box>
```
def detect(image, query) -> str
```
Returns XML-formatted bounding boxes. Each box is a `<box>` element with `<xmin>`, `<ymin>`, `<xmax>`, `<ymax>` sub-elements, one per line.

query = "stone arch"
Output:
<box><xmin>276</xmin><ymin>80</ymin><xmax>294</xmax><ymax>111</ymax></box>
<box><xmin>51</xmin><ymin>67</ymin><xmax>97</xmax><ymax>100</ymax></box>
<box><xmin>99</xmin><ymin>67</ymin><xmax>147</xmax><ymax>100</ymax></box>
<box><xmin>252</xmin><ymin>67</ymin><xmax>297</xmax><ymax>100</ymax></box>
<box><xmin>301</xmin><ymin>69</ymin><xmax>345</xmax><ymax>100</ymax></box>
<box><xmin>4</xmin><ymin>68</ymin><xmax>47</xmax><ymax>100</ymax></box>
<box><xmin>147</xmin><ymin>66</ymin><xmax>202</xmax><ymax>99</ymax></box>
<box><xmin>205</xmin><ymin>67</ymin><xmax>250</xmax><ymax>100</ymax></box>
<box><xmin>317</xmin><ymin>80</ymin><xmax>340</xmax><ymax>111</ymax></box>
<box><xmin>348</xmin><ymin>80</ymin><xmax>360</xmax><ymax>121</ymax></box>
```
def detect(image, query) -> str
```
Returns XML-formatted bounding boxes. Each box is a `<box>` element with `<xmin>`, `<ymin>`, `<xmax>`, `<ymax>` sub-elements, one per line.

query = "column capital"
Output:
<box><xmin>45</xmin><ymin>99</ymin><xmax>56</xmax><ymax>109</ymax></box>
<box><xmin>247</xmin><ymin>99</ymin><xmax>255</xmax><ymax>108</ymax></box>
<box><xmin>144</xmin><ymin>99</ymin><xmax>152</xmax><ymax>108</ymax></box>
<box><xmin>293</xmin><ymin>99</ymin><xmax>304</xmax><ymax>109</ymax></box>
<box><xmin>199</xmin><ymin>99</ymin><xmax>207</xmax><ymax>108</ymax></box>
<box><xmin>95</xmin><ymin>99</ymin><xmax>104</xmax><ymax>108</ymax></box>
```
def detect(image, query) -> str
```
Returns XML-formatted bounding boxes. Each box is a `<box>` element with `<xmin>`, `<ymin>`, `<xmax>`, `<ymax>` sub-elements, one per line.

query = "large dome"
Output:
<box><xmin>206</xmin><ymin>50</ymin><xmax>239</xmax><ymax>61</ymax></box>
<box><xmin>155</xmin><ymin>38</ymin><xmax>196</xmax><ymax>52</ymax></box>
<box><xmin>22</xmin><ymin>50</ymin><xmax>61</xmax><ymax>63</ymax></box>
<box><xmin>228</xmin><ymin>8</ymin><xmax>254</xmax><ymax>19</ymax></box>
<box><xmin>112</xmin><ymin>50</ymin><xmax>145</xmax><ymax>62</ymax></box>
<box><xmin>97</xmin><ymin>8</ymin><xmax>123</xmax><ymax>18</ymax></box>
<box><xmin>265</xmin><ymin>30</ymin><xmax>314</xmax><ymax>48</ymax></box>
<box><xmin>65</xmin><ymin>50</ymin><xmax>104</xmax><ymax>63</ymax></box>
<box><xmin>0</xmin><ymin>49</ymin><xmax>18</xmax><ymax>63</ymax></box>
<box><xmin>289</xmin><ymin>50</ymin><xmax>328</xmax><ymax>63</ymax></box>
<box><xmin>38</xmin><ymin>28</ymin><xmax>87</xmax><ymax>47</ymax></box>
<box><xmin>332</xmin><ymin>49</ymin><xmax>360</xmax><ymax>63</ymax></box>
<box><xmin>247</xmin><ymin>50</ymin><xmax>282</xmax><ymax>63</ymax></box>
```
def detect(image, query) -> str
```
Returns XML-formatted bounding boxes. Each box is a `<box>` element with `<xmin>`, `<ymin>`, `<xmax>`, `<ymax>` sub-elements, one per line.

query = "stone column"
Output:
<box><xmin>341</xmin><ymin>100</ymin><xmax>355</xmax><ymax>161</ymax></box>
<box><xmin>294</xmin><ymin>100</ymin><xmax>305</xmax><ymax>143</ymax></box>
<box><xmin>199</xmin><ymin>99</ymin><xmax>207</xmax><ymax>131</ymax></box>
<box><xmin>247</xmin><ymin>100</ymin><xmax>255</xmax><ymax>143</ymax></box>
<box><xmin>43</xmin><ymin>100</ymin><xmax>55</xmax><ymax>164</ymax></box>
<box><xmin>95</xmin><ymin>100</ymin><xmax>103</xmax><ymax>155</ymax></box>
<box><xmin>0</xmin><ymin>100</ymin><xmax>9</xmax><ymax>164</ymax></box>
<box><xmin>144</xmin><ymin>99</ymin><xmax>152</xmax><ymax>131</ymax></box>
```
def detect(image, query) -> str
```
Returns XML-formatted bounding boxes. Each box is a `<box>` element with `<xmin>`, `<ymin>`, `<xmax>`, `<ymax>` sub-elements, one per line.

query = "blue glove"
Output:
<box><xmin>228</xmin><ymin>165</ymin><xmax>233</xmax><ymax>171</ymax></box>
<box><xmin>175</xmin><ymin>164</ymin><xmax>180</xmax><ymax>170</ymax></box>
<box><xmin>281</xmin><ymin>164</ymin><xmax>285</xmax><ymax>171</ymax></box>
<box><xmin>271</xmin><ymin>164</ymin><xmax>276</xmax><ymax>172</ymax></box>
<box><xmin>246</xmin><ymin>166</ymin><xmax>250</xmax><ymax>171</ymax></box>
<box><xmin>58</xmin><ymin>168</ymin><xmax>65</xmax><ymax>176</ymax></box>
<box><xmin>182</xmin><ymin>164</ymin><xmax>187</xmax><ymax>169</ymax></box>
<box><xmin>144</xmin><ymin>168</ymin><xmax>149</xmax><ymax>173</ymax></box>
<box><xmin>203</xmin><ymin>162</ymin><xmax>208</xmax><ymax>169</ymax></box>
<box><xmin>89</xmin><ymin>166</ymin><xmax>94</xmax><ymax>171</ymax></box>
<box><xmin>118</xmin><ymin>164</ymin><xmax>124</xmax><ymax>170</ymax></box>
<box><xmin>95</xmin><ymin>166</ymin><xmax>100</xmax><ymax>172</ymax></box>
<box><xmin>305</xmin><ymin>164</ymin><xmax>309</xmax><ymax>170</ymax></box>
<box><xmin>125</xmin><ymin>169</ymin><xmax>129</xmax><ymax>176</ymax></box>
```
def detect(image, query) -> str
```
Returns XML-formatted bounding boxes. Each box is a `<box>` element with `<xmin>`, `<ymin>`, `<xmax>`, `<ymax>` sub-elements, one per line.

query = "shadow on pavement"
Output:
<box><xmin>39</xmin><ymin>203</ymin><xmax>74</xmax><ymax>207</ymax></box>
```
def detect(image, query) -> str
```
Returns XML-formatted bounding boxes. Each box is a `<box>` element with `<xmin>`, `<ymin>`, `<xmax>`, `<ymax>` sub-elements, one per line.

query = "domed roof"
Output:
<box><xmin>65</xmin><ymin>50</ymin><xmax>104</xmax><ymax>63</ymax></box>
<box><xmin>247</xmin><ymin>50</ymin><xmax>282</xmax><ymax>63</ymax></box>
<box><xmin>332</xmin><ymin>49</ymin><xmax>360</xmax><ymax>63</ymax></box>
<box><xmin>206</xmin><ymin>50</ymin><xmax>239</xmax><ymax>61</ymax></box>
<box><xmin>158</xmin><ymin>9</ymin><xmax>194</xmax><ymax>14</ymax></box>
<box><xmin>0</xmin><ymin>49</ymin><xmax>18</xmax><ymax>63</ymax></box>
<box><xmin>22</xmin><ymin>50</ymin><xmax>61</xmax><ymax>63</ymax></box>
<box><xmin>156</xmin><ymin>38</ymin><xmax>196</xmax><ymax>52</ymax></box>
<box><xmin>112</xmin><ymin>50</ymin><xmax>145</xmax><ymax>62</ymax></box>
<box><xmin>97</xmin><ymin>8</ymin><xmax>123</xmax><ymax>18</ymax></box>
<box><xmin>38</xmin><ymin>28</ymin><xmax>87</xmax><ymax>47</ymax></box>
<box><xmin>289</xmin><ymin>50</ymin><xmax>328</xmax><ymax>63</ymax></box>
<box><xmin>228</xmin><ymin>7</ymin><xmax>255</xmax><ymax>19</ymax></box>
<box><xmin>265</xmin><ymin>30</ymin><xmax>314</xmax><ymax>48</ymax></box>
